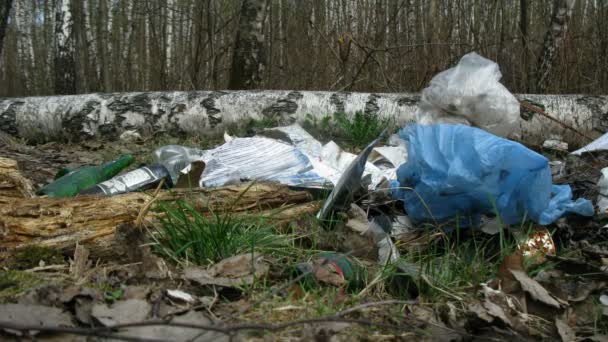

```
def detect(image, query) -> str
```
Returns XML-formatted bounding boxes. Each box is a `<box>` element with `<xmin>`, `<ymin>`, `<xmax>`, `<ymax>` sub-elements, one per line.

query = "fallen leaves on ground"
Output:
<box><xmin>0</xmin><ymin>303</ymin><xmax>73</xmax><ymax>336</ymax></box>
<box><xmin>184</xmin><ymin>253</ymin><xmax>269</xmax><ymax>288</ymax></box>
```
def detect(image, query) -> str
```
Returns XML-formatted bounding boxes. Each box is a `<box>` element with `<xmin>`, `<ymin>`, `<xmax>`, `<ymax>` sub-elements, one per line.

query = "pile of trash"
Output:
<box><xmin>36</xmin><ymin>53</ymin><xmax>595</xmax><ymax>234</ymax></box>
<box><xmin>5</xmin><ymin>52</ymin><xmax>608</xmax><ymax>341</ymax></box>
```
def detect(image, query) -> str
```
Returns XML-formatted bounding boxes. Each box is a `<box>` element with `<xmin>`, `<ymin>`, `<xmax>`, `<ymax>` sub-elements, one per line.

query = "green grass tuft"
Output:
<box><xmin>303</xmin><ymin>111</ymin><xmax>393</xmax><ymax>150</ymax></box>
<box><xmin>152</xmin><ymin>200</ymin><xmax>291</xmax><ymax>265</ymax></box>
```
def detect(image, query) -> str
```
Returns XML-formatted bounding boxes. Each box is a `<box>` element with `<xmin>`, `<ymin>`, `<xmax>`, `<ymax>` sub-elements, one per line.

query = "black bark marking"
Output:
<box><xmin>364</xmin><ymin>94</ymin><xmax>380</xmax><ymax>115</ymax></box>
<box><xmin>0</xmin><ymin>101</ymin><xmax>23</xmax><ymax>136</ymax></box>
<box><xmin>262</xmin><ymin>91</ymin><xmax>302</xmax><ymax>121</ymax></box>
<box><xmin>397</xmin><ymin>95</ymin><xmax>420</xmax><ymax>107</ymax></box>
<box><xmin>201</xmin><ymin>92</ymin><xmax>227</xmax><ymax>127</ymax></box>
<box><xmin>107</xmin><ymin>93</ymin><xmax>153</xmax><ymax>115</ymax></box>
<box><xmin>577</xmin><ymin>96</ymin><xmax>608</xmax><ymax>132</ymax></box>
<box><xmin>62</xmin><ymin>100</ymin><xmax>101</xmax><ymax>141</ymax></box>
<box><xmin>330</xmin><ymin>92</ymin><xmax>349</xmax><ymax>113</ymax></box>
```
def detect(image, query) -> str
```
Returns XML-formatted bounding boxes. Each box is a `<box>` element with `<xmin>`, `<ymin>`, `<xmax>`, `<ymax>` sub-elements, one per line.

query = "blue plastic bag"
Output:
<box><xmin>391</xmin><ymin>124</ymin><xmax>593</xmax><ymax>226</ymax></box>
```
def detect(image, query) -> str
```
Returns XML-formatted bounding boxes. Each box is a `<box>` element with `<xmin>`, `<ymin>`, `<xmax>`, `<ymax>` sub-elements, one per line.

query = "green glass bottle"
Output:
<box><xmin>37</xmin><ymin>155</ymin><xmax>135</xmax><ymax>198</ymax></box>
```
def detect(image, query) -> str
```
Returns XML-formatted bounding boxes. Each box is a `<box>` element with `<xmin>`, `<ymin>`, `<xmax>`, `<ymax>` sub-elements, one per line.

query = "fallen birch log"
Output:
<box><xmin>0</xmin><ymin>182</ymin><xmax>319</xmax><ymax>261</ymax></box>
<box><xmin>1</xmin><ymin>91</ymin><xmax>607</xmax><ymax>146</ymax></box>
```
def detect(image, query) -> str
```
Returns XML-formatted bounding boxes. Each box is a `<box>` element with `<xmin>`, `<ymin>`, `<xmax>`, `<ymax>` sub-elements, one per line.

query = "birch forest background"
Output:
<box><xmin>0</xmin><ymin>0</ymin><xmax>607</xmax><ymax>97</ymax></box>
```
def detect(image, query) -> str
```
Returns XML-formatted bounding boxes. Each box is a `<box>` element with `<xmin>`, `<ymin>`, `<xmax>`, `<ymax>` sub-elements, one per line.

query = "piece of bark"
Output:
<box><xmin>1</xmin><ymin>91</ymin><xmax>606</xmax><ymax>146</ymax></box>
<box><xmin>69</xmin><ymin>243</ymin><xmax>90</xmax><ymax>280</ymax></box>
<box><xmin>0</xmin><ymin>157</ymin><xmax>34</xmax><ymax>199</ymax></box>
<box><xmin>0</xmin><ymin>182</ymin><xmax>318</xmax><ymax>261</ymax></box>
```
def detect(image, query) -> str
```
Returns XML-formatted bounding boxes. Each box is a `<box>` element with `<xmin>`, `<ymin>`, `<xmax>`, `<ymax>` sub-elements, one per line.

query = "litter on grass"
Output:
<box><xmin>154</xmin><ymin>124</ymin><xmax>400</xmax><ymax>190</ymax></box>
<box><xmin>572</xmin><ymin>131</ymin><xmax>608</xmax><ymax>155</ymax></box>
<box><xmin>415</xmin><ymin>52</ymin><xmax>520</xmax><ymax>138</ymax></box>
<box><xmin>390</xmin><ymin>124</ymin><xmax>593</xmax><ymax>227</ymax></box>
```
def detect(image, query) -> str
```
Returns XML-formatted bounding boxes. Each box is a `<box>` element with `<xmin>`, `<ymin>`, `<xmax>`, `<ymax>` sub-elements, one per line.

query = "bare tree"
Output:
<box><xmin>534</xmin><ymin>0</ymin><xmax>577</xmax><ymax>93</ymax></box>
<box><xmin>0</xmin><ymin>0</ymin><xmax>12</xmax><ymax>59</ymax></box>
<box><xmin>54</xmin><ymin>0</ymin><xmax>77</xmax><ymax>94</ymax></box>
<box><xmin>228</xmin><ymin>0</ymin><xmax>269</xmax><ymax>90</ymax></box>
<box><xmin>520</xmin><ymin>0</ymin><xmax>529</xmax><ymax>90</ymax></box>
<box><xmin>1</xmin><ymin>0</ymin><xmax>607</xmax><ymax>96</ymax></box>
<box><xmin>14</xmin><ymin>0</ymin><xmax>36</xmax><ymax>92</ymax></box>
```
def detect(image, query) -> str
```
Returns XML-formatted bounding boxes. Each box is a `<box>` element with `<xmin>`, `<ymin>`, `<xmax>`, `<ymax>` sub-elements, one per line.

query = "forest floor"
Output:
<box><xmin>1</xmin><ymin>121</ymin><xmax>608</xmax><ymax>341</ymax></box>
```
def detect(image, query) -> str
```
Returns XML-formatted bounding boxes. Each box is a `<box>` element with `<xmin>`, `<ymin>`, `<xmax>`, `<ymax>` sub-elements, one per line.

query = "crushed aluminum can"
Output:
<box><xmin>518</xmin><ymin>228</ymin><xmax>556</xmax><ymax>265</ymax></box>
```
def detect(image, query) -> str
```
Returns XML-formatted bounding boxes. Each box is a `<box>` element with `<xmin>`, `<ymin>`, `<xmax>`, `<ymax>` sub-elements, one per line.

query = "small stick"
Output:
<box><xmin>519</xmin><ymin>100</ymin><xmax>594</xmax><ymax>142</ymax></box>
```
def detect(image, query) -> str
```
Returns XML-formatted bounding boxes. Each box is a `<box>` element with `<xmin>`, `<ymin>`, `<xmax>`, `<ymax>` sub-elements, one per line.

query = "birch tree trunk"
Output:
<box><xmin>534</xmin><ymin>0</ymin><xmax>577</xmax><ymax>93</ymax></box>
<box><xmin>54</xmin><ymin>0</ymin><xmax>77</xmax><ymax>95</ymax></box>
<box><xmin>228</xmin><ymin>0</ymin><xmax>269</xmax><ymax>90</ymax></box>
<box><xmin>0</xmin><ymin>90</ymin><xmax>606</xmax><ymax>147</ymax></box>
<box><xmin>520</xmin><ymin>0</ymin><xmax>529</xmax><ymax>91</ymax></box>
<box><xmin>14</xmin><ymin>0</ymin><xmax>35</xmax><ymax>93</ymax></box>
<box><xmin>165</xmin><ymin>0</ymin><xmax>175</xmax><ymax>83</ymax></box>
<box><xmin>0</xmin><ymin>0</ymin><xmax>13</xmax><ymax>61</ymax></box>
<box><xmin>83</xmin><ymin>0</ymin><xmax>99</xmax><ymax>83</ymax></box>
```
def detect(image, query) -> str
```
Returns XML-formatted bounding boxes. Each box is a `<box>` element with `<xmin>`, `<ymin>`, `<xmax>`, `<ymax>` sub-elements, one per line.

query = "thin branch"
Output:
<box><xmin>519</xmin><ymin>100</ymin><xmax>594</xmax><ymax>142</ymax></box>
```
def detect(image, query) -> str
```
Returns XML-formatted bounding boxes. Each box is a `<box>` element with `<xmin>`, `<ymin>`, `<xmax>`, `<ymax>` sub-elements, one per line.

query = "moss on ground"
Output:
<box><xmin>0</xmin><ymin>271</ymin><xmax>46</xmax><ymax>302</ymax></box>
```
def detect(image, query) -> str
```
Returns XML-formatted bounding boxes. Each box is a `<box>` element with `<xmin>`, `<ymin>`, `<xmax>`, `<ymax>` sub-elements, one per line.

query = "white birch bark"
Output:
<box><xmin>53</xmin><ymin>0</ymin><xmax>76</xmax><ymax>94</ymax></box>
<box><xmin>166</xmin><ymin>0</ymin><xmax>175</xmax><ymax>75</ymax></box>
<box><xmin>0</xmin><ymin>91</ymin><xmax>606</xmax><ymax>148</ymax></box>
<box><xmin>144</xmin><ymin>14</ymin><xmax>151</xmax><ymax>89</ymax></box>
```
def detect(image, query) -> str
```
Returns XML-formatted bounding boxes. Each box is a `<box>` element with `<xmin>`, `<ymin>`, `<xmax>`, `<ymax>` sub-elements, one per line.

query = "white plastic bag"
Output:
<box><xmin>416</xmin><ymin>52</ymin><xmax>520</xmax><ymax>137</ymax></box>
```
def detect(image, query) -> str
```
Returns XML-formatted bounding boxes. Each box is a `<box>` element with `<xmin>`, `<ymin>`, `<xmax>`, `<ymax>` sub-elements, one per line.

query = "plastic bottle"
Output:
<box><xmin>154</xmin><ymin>145</ymin><xmax>208</xmax><ymax>183</ymax></box>
<box><xmin>37</xmin><ymin>155</ymin><xmax>134</xmax><ymax>198</ymax></box>
<box><xmin>79</xmin><ymin>163</ymin><xmax>173</xmax><ymax>196</ymax></box>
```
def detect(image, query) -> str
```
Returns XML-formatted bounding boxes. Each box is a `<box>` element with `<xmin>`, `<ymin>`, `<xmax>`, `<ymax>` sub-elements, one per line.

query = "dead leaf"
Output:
<box><xmin>301</xmin><ymin>321</ymin><xmax>351</xmax><ymax>342</ymax></box>
<box><xmin>494</xmin><ymin>251</ymin><xmax>524</xmax><ymax>293</ymax></box>
<box><xmin>510</xmin><ymin>269</ymin><xmax>561</xmax><ymax>308</ymax></box>
<box><xmin>468</xmin><ymin>302</ymin><xmax>494</xmax><ymax>323</ymax></box>
<box><xmin>74</xmin><ymin>297</ymin><xmax>94</xmax><ymax>325</ymax></box>
<box><xmin>345</xmin><ymin>203</ymin><xmax>368</xmax><ymax>233</ymax></box>
<box><xmin>0</xmin><ymin>304</ymin><xmax>73</xmax><ymax>336</ymax></box>
<box><xmin>407</xmin><ymin>306</ymin><xmax>461</xmax><ymax>342</ymax></box>
<box><xmin>184</xmin><ymin>253</ymin><xmax>269</xmax><ymax>288</ymax></box>
<box><xmin>91</xmin><ymin>299</ymin><xmax>151</xmax><ymax>326</ymax></box>
<box><xmin>122</xmin><ymin>285</ymin><xmax>152</xmax><ymax>300</ymax></box>
<box><xmin>480</xmin><ymin>284</ymin><xmax>532</xmax><ymax>335</ymax></box>
<box><xmin>555</xmin><ymin>316</ymin><xmax>576</xmax><ymax>342</ymax></box>
<box><xmin>572</xmin><ymin>298</ymin><xmax>598</xmax><ymax>326</ymax></box>
<box><xmin>483</xmin><ymin>300</ymin><xmax>512</xmax><ymax>327</ymax></box>
<box><xmin>121</xmin><ymin>310</ymin><xmax>227</xmax><ymax>342</ymax></box>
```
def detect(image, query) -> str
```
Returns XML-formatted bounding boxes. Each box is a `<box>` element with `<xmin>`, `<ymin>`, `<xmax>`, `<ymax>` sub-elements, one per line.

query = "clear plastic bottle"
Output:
<box><xmin>153</xmin><ymin>145</ymin><xmax>208</xmax><ymax>183</ymax></box>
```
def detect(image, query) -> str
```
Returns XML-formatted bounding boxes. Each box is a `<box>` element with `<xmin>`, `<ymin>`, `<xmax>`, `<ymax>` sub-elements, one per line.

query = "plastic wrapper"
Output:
<box><xmin>391</xmin><ymin>124</ymin><xmax>594</xmax><ymax>227</ymax></box>
<box><xmin>154</xmin><ymin>145</ymin><xmax>208</xmax><ymax>183</ymax></box>
<box><xmin>154</xmin><ymin>124</ymin><xmax>402</xmax><ymax>190</ymax></box>
<box><xmin>416</xmin><ymin>52</ymin><xmax>520</xmax><ymax>137</ymax></box>
<box><xmin>572</xmin><ymin>132</ymin><xmax>608</xmax><ymax>155</ymax></box>
<box><xmin>597</xmin><ymin>167</ymin><xmax>608</xmax><ymax>216</ymax></box>
<box><xmin>270</xmin><ymin>124</ymin><xmax>394</xmax><ymax>188</ymax></box>
<box><xmin>198</xmin><ymin>137</ymin><xmax>321</xmax><ymax>187</ymax></box>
